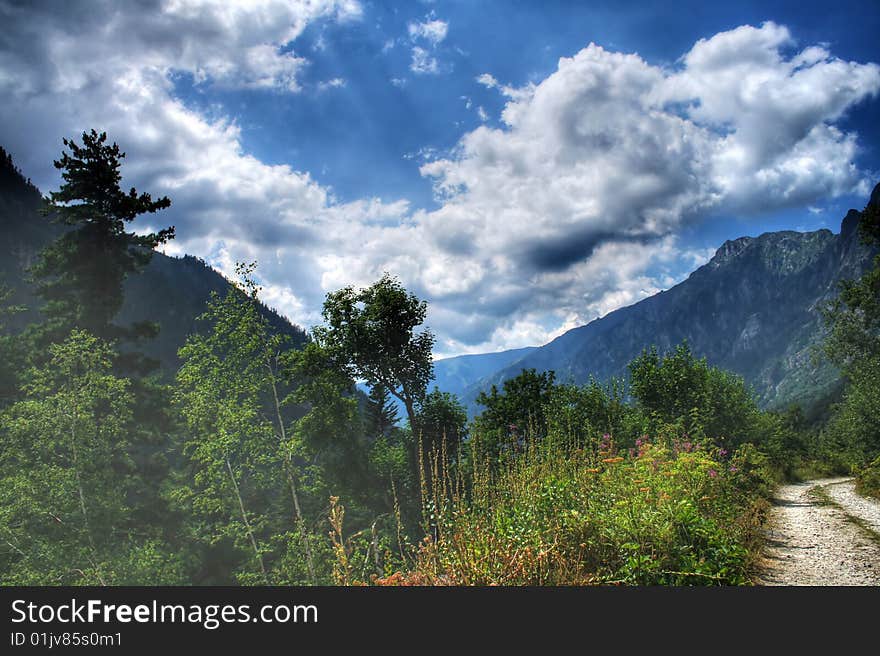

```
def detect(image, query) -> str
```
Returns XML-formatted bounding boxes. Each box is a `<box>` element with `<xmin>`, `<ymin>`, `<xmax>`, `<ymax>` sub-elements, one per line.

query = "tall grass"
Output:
<box><xmin>332</xmin><ymin>429</ymin><xmax>774</xmax><ymax>586</ymax></box>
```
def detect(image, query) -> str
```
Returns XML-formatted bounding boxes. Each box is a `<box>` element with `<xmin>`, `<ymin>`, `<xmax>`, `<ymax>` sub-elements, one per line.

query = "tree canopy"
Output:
<box><xmin>312</xmin><ymin>273</ymin><xmax>435</xmax><ymax>431</ymax></box>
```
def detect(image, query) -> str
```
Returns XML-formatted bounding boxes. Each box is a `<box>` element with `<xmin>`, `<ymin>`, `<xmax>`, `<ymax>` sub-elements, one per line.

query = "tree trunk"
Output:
<box><xmin>268</xmin><ymin>359</ymin><xmax>316</xmax><ymax>584</ymax></box>
<box><xmin>69</xmin><ymin>406</ymin><xmax>107</xmax><ymax>586</ymax></box>
<box><xmin>225</xmin><ymin>456</ymin><xmax>269</xmax><ymax>584</ymax></box>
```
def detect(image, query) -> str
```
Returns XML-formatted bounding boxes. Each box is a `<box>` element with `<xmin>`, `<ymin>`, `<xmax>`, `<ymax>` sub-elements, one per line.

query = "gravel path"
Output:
<box><xmin>755</xmin><ymin>477</ymin><xmax>880</xmax><ymax>586</ymax></box>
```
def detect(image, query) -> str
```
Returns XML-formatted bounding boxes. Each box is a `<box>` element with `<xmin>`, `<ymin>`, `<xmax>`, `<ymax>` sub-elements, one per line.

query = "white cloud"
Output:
<box><xmin>416</xmin><ymin>22</ymin><xmax>878</xmax><ymax>351</ymax></box>
<box><xmin>410</xmin><ymin>46</ymin><xmax>439</xmax><ymax>75</ymax></box>
<box><xmin>407</xmin><ymin>15</ymin><xmax>448</xmax><ymax>76</ymax></box>
<box><xmin>1</xmin><ymin>16</ymin><xmax>877</xmax><ymax>356</ymax></box>
<box><xmin>408</xmin><ymin>18</ymin><xmax>448</xmax><ymax>45</ymax></box>
<box><xmin>317</xmin><ymin>77</ymin><xmax>346</xmax><ymax>91</ymax></box>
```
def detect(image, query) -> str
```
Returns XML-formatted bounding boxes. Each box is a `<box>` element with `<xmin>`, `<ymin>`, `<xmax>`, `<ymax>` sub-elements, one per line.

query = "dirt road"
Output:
<box><xmin>755</xmin><ymin>477</ymin><xmax>880</xmax><ymax>586</ymax></box>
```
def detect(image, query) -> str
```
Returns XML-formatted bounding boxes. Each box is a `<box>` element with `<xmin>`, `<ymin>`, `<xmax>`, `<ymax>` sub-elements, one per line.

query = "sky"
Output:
<box><xmin>1</xmin><ymin>0</ymin><xmax>879</xmax><ymax>358</ymax></box>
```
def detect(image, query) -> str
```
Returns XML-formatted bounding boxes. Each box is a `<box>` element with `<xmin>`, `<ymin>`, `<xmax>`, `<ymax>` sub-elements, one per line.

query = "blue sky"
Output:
<box><xmin>1</xmin><ymin>0</ymin><xmax>879</xmax><ymax>356</ymax></box>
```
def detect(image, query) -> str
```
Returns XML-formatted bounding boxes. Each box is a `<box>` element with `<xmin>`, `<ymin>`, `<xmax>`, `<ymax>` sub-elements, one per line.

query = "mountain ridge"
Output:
<box><xmin>440</xmin><ymin>188</ymin><xmax>879</xmax><ymax>416</ymax></box>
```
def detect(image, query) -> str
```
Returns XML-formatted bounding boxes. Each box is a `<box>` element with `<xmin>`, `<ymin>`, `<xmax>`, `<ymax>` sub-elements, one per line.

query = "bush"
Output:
<box><xmin>856</xmin><ymin>456</ymin><xmax>880</xmax><ymax>500</ymax></box>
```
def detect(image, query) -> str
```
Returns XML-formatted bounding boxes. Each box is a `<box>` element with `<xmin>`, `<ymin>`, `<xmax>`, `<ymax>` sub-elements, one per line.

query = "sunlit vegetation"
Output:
<box><xmin>1</xmin><ymin>132</ymin><xmax>878</xmax><ymax>585</ymax></box>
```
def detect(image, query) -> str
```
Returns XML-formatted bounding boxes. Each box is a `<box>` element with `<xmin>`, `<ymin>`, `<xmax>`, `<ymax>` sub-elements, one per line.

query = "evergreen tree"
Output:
<box><xmin>31</xmin><ymin>130</ymin><xmax>174</xmax><ymax>346</ymax></box>
<box><xmin>366</xmin><ymin>384</ymin><xmax>400</xmax><ymax>438</ymax></box>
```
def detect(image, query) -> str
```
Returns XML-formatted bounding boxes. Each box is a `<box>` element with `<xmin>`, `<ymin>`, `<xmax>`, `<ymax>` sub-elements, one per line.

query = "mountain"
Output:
<box><xmin>0</xmin><ymin>146</ymin><xmax>307</xmax><ymax>372</ymax></box>
<box><xmin>440</xmin><ymin>186</ymin><xmax>879</xmax><ymax>416</ymax></box>
<box><xmin>431</xmin><ymin>346</ymin><xmax>537</xmax><ymax>395</ymax></box>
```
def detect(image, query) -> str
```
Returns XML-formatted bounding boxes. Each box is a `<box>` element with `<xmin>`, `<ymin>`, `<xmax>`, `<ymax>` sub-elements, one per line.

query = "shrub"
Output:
<box><xmin>856</xmin><ymin>456</ymin><xmax>880</xmax><ymax>500</ymax></box>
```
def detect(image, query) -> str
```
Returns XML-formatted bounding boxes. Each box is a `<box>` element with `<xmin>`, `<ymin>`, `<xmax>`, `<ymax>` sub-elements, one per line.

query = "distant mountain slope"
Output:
<box><xmin>0</xmin><ymin>147</ymin><xmax>307</xmax><ymax>373</ymax></box>
<box><xmin>431</xmin><ymin>346</ymin><xmax>537</xmax><ymax>395</ymax></box>
<box><xmin>446</xmin><ymin>187</ymin><xmax>879</xmax><ymax>415</ymax></box>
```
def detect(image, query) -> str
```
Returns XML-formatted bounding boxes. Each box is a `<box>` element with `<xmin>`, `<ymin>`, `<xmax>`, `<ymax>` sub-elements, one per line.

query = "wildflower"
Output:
<box><xmin>601</xmin><ymin>457</ymin><xmax>624</xmax><ymax>464</ymax></box>
<box><xmin>585</xmin><ymin>468</ymin><xmax>600</xmax><ymax>474</ymax></box>
<box><xmin>708</xmin><ymin>469</ymin><xmax>717</xmax><ymax>478</ymax></box>
<box><xmin>719</xmin><ymin>448</ymin><xmax>728</xmax><ymax>458</ymax></box>
<box><xmin>639</xmin><ymin>487</ymin><xmax>650</xmax><ymax>493</ymax></box>
<box><xmin>729</xmin><ymin>465</ymin><xmax>739</xmax><ymax>473</ymax></box>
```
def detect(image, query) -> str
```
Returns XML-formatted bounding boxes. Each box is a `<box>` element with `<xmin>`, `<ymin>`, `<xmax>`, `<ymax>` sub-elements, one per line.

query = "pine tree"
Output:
<box><xmin>366</xmin><ymin>384</ymin><xmax>400</xmax><ymax>438</ymax></box>
<box><xmin>31</xmin><ymin>130</ymin><xmax>174</xmax><ymax>345</ymax></box>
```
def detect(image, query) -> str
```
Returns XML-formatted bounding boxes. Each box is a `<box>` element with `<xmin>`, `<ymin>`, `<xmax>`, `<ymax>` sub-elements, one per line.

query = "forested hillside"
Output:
<box><xmin>0</xmin><ymin>146</ymin><xmax>307</xmax><ymax>374</ymax></box>
<box><xmin>1</xmin><ymin>133</ymin><xmax>878</xmax><ymax>587</ymax></box>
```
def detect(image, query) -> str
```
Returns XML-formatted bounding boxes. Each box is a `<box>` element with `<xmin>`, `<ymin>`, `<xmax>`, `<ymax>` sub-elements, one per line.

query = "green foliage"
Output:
<box><xmin>0</xmin><ymin>284</ymin><xmax>26</xmax><ymax>406</ymax></box>
<box><xmin>0</xmin><ymin>330</ymin><xmax>174</xmax><ymax>584</ymax></box>
<box><xmin>544</xmin><ymin>378</ymin><xmax>631</xmax><ymax>448</ymax></box>
<box><xmin>629</xmin><ymin>343</ymin><xmax>761</xmax><ymax>447</ymax></box>
<box><xmin>856</xmin><ymin>456</ymin><xmax>880</xmax><ymax>500</ymax></box>
<box><xmin>821</xmin><ymin>198</ymin><xmax>880</xmax><ymax>470</ymax></box>
<box><xmin>314</xmin><ymin>273</ymin><xmax>435</xmax><ymax>429</ymax></box>
<box><xmin>416</xmin><ymin>388</ymin><xmax>468</xmax><ymax>456</ymax></box>
<box><xmin>288</xmin><ymin>340</ymin><xmax>371</xmax><ymax>504</ymax></box>
<box><xmin>31</xmin><ymin>130</ymin><xmax>173</xmax><ymax>345</ymax></box>
<box><xmin>174</xmin><ymin>263</ymin><xmax>317</xmax><ymax>584</ymax></box>
<box><xmin>365</xmin><ymin>384</ymin><xmax>400</xmax><ymax>439</ymax></box>
<box><xmin>475</xmin><ymin>368</ymin><xmax>556</xmax><ymax>442</ymax></box>
<box><xmin>367</xmin><ymin>434</ymin><xmax>771</xmax><ymax>586</ymax></box>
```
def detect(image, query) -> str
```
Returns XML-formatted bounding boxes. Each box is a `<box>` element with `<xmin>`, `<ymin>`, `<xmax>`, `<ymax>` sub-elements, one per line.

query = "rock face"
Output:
<box><xmin>450</xmin><ymin>185</ymin><xmax>879</xmax><ymax>414</ymax></box>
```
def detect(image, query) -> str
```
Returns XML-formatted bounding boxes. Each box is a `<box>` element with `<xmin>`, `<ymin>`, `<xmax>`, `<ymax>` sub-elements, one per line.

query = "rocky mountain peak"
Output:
<box><xmin>841</xmin><ymin>209</ymin><xmax>862</xmax><ymax>239</ymax></box>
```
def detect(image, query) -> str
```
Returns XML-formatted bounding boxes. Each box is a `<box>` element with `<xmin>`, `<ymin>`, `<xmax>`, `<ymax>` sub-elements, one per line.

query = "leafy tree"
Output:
<box><xmin>416</xmin><ymin>388</ymin><xmax>468</xmax><ymax>457</ymax></box>
<box><xmin>288</xmin><ymin>340</ymin><xmax>371</xmax><ymax>506</ymax></box>
<box><xmin>32</xmin><ymin>130</ymin><xmax>173</xmax><ymax>347</ymax></box>
<box><xmin>174</xmin><ymin>263</ymin><xmax>316</xmax><ymax>584</ymax></box>
<box><xmin>628</xmin><ymin>343</ymin><xmax>760</xmax><ymax>446</ymax></box>
<box><xmin>544</xmin><ymin>378</ymin><xmax>631</xmax><ymax>447</ymax></box>
<box><xmin>0</xmin><ymin>331</ymin><xmax>135</xmax><ymax>584</ymax></box>
<box><xmin>475</xmin><ymin>368</ymin><xmax>557</xmax><ymax>440</ymax></box>
<box><xmin>822</xmin><ymin>196</ymin><xmax>880</xmax><ymax>464</ymax></box>
<box><xmin>313</xmin><ymin>273</ymin><xmax>435</xmax><ymax>432</ymax></box>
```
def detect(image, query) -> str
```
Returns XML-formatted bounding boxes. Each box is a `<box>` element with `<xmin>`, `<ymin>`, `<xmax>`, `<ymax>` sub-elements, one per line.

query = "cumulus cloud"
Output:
<box><xmin>415</xmin><ymin>22</ymin><xmax>878</xmax><ymax>351</ymax></box>
<box><xmin>0</xmin><ymin>13</ymin><xmax>877</xmax><ymax>356</ymax></box>
<box><xmin>407</xmin><ymin>18</ymin><xmax>448</xmax><ymax>45</ymax></box>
